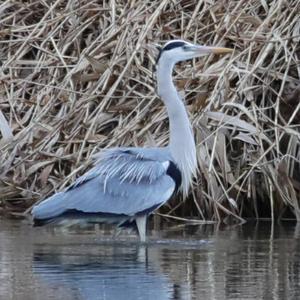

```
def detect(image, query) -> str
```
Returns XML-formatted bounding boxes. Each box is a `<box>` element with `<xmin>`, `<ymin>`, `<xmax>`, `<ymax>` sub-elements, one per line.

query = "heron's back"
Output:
<box><xmin>32</xmin><ymin>147</ymin><xmax>178</xmax><ymax>226</ymax></box>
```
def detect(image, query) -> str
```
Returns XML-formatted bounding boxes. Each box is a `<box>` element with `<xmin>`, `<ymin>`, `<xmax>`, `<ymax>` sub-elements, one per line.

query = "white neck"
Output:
<box><xmin>157</xmin><ymin>59</ymin><xmax>197</xmax><ymax>196</ymax></box>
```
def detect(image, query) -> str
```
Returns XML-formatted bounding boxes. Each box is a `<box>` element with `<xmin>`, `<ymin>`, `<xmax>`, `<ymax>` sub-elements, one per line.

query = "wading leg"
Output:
<box><xmin>136</xmin><ymin>215</ymin><xmax>147</xmax><ymax>242</ymax></box>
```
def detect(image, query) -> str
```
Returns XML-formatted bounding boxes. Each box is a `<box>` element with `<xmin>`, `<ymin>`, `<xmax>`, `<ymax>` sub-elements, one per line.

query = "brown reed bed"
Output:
<box><xmin>0</xmin><ymin>0</ymin><xmax>300</xmax><ymax>222</ymax></box>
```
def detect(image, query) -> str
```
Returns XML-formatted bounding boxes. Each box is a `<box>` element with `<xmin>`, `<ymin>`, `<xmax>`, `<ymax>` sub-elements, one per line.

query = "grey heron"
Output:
<box><xmin>31</xmin><ymin>40</ymin><xmax>232</xmax><ymax>241</ymax></box>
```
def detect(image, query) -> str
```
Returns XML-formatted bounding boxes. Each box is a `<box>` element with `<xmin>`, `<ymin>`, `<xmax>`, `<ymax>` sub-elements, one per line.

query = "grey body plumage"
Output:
<box><xmin>31</xmin><ymin>40</ymin><xmax>232</xmax><ymax>241</ymax></box>
<box><xmin>32</xmin><ymin>147</ymin><xmax>177</xmax><ymax>241</ymax></box>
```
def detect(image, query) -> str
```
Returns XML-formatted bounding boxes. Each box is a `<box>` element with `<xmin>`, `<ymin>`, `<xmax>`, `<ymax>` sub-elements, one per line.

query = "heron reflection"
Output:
<box><xmin>32</xmin><ymin>245</ymin><xmax>173</xmax><ymax>300</ymax></box>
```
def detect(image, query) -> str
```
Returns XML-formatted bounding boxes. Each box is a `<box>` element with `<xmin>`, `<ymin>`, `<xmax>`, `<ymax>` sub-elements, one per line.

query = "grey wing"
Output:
<box><xmin>32</xmin><ymin>148</ymin><xmax>175</xmax><ymax>220</ymax></box>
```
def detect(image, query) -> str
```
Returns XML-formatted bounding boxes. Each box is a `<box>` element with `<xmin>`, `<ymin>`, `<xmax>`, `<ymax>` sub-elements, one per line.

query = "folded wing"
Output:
<box><xmin>32</xmin><ymin>148</ymin><xmax>176</xmax><ymax>221</ymax></box>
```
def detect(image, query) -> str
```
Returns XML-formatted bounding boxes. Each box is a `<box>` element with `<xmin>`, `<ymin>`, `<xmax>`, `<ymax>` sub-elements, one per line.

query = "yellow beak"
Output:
<box><xmin>191</xmin><ymin>45</ymin><xmax>233</xmax><ymax>55</ymax></box>
<box><xmin>207</xmin><ymin>47</ymin><xmax>234</xmax><ymax>54</ymax></box>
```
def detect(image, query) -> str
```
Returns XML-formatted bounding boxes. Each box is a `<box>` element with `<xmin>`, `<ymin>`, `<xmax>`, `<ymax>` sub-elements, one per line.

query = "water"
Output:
<box><xmin>1</xmin><ymin>219</ymin><xmax>300</xmax><ymax>300</ymax></box>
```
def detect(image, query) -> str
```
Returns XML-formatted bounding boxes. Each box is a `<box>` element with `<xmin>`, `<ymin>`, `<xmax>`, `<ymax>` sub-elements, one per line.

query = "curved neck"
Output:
<box><xmin>157</xmin><ymin>60</ymin><xmax>197</xmax><ymax>196</ymax></box>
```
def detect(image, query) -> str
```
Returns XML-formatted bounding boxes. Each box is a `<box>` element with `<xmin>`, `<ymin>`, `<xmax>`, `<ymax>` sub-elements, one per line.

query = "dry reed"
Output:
<box><xmin>0</xmin><ymin>0</ymin><xmax>300</xmax><ymax>222</ymax></box>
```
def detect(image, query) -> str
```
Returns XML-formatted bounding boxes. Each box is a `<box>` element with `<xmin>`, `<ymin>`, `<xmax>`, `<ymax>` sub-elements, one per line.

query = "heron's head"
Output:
<box><xmin>156</xmin><ymin>40</ymin><xmax>233</xmax><ymax>66</ymax></box>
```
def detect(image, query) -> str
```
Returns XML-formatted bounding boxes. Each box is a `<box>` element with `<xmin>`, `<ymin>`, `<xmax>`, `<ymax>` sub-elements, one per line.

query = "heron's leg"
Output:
<box><xmin>136</xmin><ymin>215</ymin><xmax>147</xmax><ymax>242</ymax></box>
<box><xmin>113</xmin><ymin>227</ymin><xmax>122</xmax><ymax>239</ymax></box>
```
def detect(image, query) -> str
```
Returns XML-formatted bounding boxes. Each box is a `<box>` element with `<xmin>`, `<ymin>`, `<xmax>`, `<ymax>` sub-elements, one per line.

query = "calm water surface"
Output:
<box><xmin>1</xmin><ymin>219</ymin><xmax>300</xmax><ymax>300</ymax></box>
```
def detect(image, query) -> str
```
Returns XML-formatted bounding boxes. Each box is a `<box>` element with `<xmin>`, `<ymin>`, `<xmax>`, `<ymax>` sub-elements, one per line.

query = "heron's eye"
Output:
<box><xmin>182</xmin><ymin>45</ymin><xmax>189</xmax><ymax>51</ymax></box>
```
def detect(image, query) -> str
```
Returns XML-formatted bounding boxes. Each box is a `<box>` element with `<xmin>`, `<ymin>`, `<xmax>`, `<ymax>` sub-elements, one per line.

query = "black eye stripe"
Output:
<box><xmin>155</xmin><ymin>41</ymin><xmax>189</xmax><ymax>64</ymax></box>
<box><xmin>163</xmin><ymin>41</ymin><xmax>186</xmax><ymax>51</ymax></box>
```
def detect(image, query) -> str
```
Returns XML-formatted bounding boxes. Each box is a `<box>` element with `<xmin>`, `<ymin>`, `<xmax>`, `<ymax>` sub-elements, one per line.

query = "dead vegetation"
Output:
<box><xmin>0</xmin><ymin>0</ymin><xmax>300</xmax><ymax>222</ymax></box>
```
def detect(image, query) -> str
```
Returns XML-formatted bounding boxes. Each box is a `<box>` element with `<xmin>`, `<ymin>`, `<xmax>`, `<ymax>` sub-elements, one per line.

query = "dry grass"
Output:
<box><xmin>0</xmin><ymin>0</ymin><xmax>300</xmax><ymax>222</ymax></box>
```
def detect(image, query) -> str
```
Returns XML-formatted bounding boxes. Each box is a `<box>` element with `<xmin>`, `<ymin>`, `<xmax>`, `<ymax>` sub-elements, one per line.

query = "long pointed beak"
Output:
<box><xmin>204</xmin><ymin>46</ymin><xmax>233</xmax><ymax>54</ymax></box>
<box><xmin>191</xmin><ymin>45</ymin><xmax>233</xmax><ymax>55</ymax></box>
